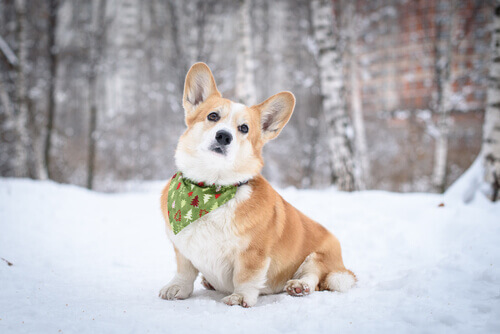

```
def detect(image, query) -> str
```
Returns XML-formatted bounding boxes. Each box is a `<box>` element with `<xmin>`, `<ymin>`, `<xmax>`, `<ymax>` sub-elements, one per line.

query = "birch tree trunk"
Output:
<box><xmin>44</xmin><ymin>0</ymin><xmax>59</xmax><ymax>180</ymax></box>
<box><xmin>235</xmin><ymin>0</ymin><xmax>257</xmax><ymax>106</ymax></box>
<box><xmin>0</xmin><ymin>80</ymin><xmax>13</xmax><ymax>120</ymax></box>
<box><xmin>346</xmin><ymin>2</ymin><xmax>369</xmax><ymax>189</ymax></box>
<box><xmin>166</xmin><ymin>0</ymin><xmax>187</xmax><ymax>94</ymax></box>
<box><xmin>13</xmin><ymin>0</ymin><xmax>29</xmax><ymax>178</ymax></box>
<box><xmin>0</xmin><ymin>36</ymin><xmax>16</xmax><ymax>120</ymax></box>
<box><xmin>431</xmin><ymin>0</ymin><xmax>457</xmax><ymax>193</ymax></box>
<box><xmin>13</xmin><ymin>0</ymin><xmax>47</xmax><ymax>179</ymax></box>
<box><xmin>311</xmin><ymin>0</ymin><xmax>360</xmax><ymax>191</ymax></box>
<box><xmin>86</xmin><ymin>0</ymin><xmax>107</xmax><ymax>190</ymax></box>
<box><xmin>482</xmin><ymin>3</ymin><xmax>500</xmax><ymax>201</ymax></box>
<box><xmin>0</xmin><ymin>34</ymin><xmax>18</xmax><ymax>176</ymax></box>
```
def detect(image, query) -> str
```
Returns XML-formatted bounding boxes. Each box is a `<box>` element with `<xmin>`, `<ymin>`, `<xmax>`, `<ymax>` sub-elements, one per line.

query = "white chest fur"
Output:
<box><xmin>166</xmin><ymin>185</ymin><xmax>252</xmax><ymax>293</ymax></box>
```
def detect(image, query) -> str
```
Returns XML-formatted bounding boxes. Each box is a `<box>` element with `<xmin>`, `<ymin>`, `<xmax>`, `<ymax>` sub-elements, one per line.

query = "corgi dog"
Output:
<box><xmin>159</xmin><ymin>62</ymin><xmax>355</xmax><ymax>307</ymax></box>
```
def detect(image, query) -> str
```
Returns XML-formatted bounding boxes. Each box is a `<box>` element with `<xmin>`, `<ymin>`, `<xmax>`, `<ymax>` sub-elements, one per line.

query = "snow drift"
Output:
<box><xmin>0</xmin><ymin>178</ymin><xmax>499</xmax><ymax>333</ymax></box>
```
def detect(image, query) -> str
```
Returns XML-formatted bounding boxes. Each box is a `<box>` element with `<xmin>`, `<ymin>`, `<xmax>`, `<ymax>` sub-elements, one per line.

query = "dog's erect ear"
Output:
<box><xmin>253</xmin><ymin>92</ymin><xmax>295</xmax><ymax>142</ymax></box>
<box><xmin>183</xmin><ymin>63</ymin><xmax>221</xmax><ymax>117</ymax></box>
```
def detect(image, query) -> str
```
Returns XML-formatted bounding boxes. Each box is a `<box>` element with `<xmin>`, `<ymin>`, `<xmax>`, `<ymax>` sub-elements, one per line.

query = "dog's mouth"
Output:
<box><xmin>210</xmin><ymin>144</ymin><xmax>227</xmax><ymax>155</ymax></box>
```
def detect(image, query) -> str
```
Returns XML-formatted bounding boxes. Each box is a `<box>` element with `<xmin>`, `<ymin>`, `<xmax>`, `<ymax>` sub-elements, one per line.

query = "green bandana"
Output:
<box><xmin>167</xmin><ymin>172</ymin><xmax>241</xmax><ymax>234</ymax></box>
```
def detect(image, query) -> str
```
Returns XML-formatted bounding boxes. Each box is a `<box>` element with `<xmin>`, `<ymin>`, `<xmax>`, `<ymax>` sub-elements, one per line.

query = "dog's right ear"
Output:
<box><xmin>183</xmin><ymin>63</ymin><xmax>221</xmax><ymax>120</ymax></box>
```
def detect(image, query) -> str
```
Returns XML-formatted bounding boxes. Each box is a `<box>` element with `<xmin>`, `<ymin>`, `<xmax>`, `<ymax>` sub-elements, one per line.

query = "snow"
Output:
<box><xmin>1</xmin><ymin>178</ymin><xmax>499</xmax><ymax>333</ymax></box>
<box><xmin>445</xmin><ymin>156</ymin><xmax>484</xmax><ymax>204</ymax></box>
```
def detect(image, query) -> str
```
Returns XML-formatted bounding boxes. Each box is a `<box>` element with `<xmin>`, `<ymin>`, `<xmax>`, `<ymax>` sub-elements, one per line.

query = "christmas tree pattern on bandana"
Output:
<box><xmin>167</xmin><ymin>172</ymin><xmax>239</xmax><ymax>234</ymax></box>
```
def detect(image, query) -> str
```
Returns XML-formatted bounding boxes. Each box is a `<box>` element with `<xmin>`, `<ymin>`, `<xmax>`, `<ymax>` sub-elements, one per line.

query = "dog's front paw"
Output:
<box><xmin>159</xmin><ymin>283</ymin><xmax>193</xmax><ymax>300</ymax></box>
<box><xmin>221</xmin><ymin>293</ymin><xmax>256</xmax><ymax>308</ymax></box>
<box><xmin>284</xmin><ymin>279</ymin><xmax>311</xmax><ymax>296</ymax></box>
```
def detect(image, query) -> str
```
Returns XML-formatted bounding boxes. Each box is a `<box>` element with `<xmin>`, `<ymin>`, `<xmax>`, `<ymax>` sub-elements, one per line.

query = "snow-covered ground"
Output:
<box><xmin>0</xmin><ymin>177</ymin><xmax>499</xmax><ymax>333</ymax></box>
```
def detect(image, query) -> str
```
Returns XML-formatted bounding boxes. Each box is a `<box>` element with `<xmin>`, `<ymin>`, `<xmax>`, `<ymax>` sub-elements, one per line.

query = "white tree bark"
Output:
<box><xmin>431</xmin><ymin>0</ymin><xmax>458</xmax><ymax>193</ymax></box>
<box><xmin>166</xmin><ymin>0</ymin><xmax>187</xmax><ymax>93</ymax></box>
<box><xmin>44</xmin><ymin>0</ymin><xmax>59</xmax><ymax>180</ymax></box>
<box><xmin>0</xmin><ymin>35</ymin><xmax>18</xmax><ymax>67</ymax></box>
<box><xmin>13</xmin><ymin>0</ymin><xmax>29</xmax><ymax>178</ymax></box>
<box><xmin>0</xmin><ymin>37</ymin><xmax>16</xmax><ymax>119</ymax></box>
<box><xmin>0</xmin><ymin>80</ymin><xmax>13</xmax><ymax>119</ymax></box>
<box><xmin>118</xmin><ymin>0</ymin><xmax>139</xmax><ymax>113</ymax></box>
<box><xmin>482</xmin><ymin>3</ymin><xmax>500</xmax><ymax>201</ymax></box>
<box><xmin>432</xmin><ymin>91</ymin><xmax>451</xmax><ymax>192</ymax></box>
<box><xmin>86</xmin><ymin>0</ymin><xmax>107</xmax><ymax>190</ymax></box>
<box><xmin>311</xmin><ymin>0</ymin><xmax>360</xmax><ymax>191</ymax></box>
<box><xmin>346</xmin><ymin>2</ymin><xmax>369</xmax><ymax>189</ymax></box>
<box><xmin>12</xmin><ymin>0</ymin><xmax>47</xmax><ymax>179</ymax></box>
<box><xmin>235</xmin><ymin>0</ymin><xmax>257</xmax><ymax>105</ymax></box>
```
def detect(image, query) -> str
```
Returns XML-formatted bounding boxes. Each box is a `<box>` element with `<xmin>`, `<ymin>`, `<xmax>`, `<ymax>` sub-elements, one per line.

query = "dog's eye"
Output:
<box><xmin>238</xmin><ymin>124</ymin><xmax>249</xmax><ymax>134</ymax></box>
<box><xmin>207</xmin><ymin>112</ymin><xmax>220</xmax><ymax>122</ymax></box>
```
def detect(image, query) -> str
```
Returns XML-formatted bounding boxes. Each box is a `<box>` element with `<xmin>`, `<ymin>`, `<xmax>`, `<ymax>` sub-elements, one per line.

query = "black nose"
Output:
<box><xmin>215</xmin><ymin>130</ymin><xmax>232</xmax><ymax>146</ymax></box>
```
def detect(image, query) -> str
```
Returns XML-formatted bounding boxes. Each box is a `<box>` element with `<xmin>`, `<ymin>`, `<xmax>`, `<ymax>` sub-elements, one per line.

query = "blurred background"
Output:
<box><xmin>0</xmin><ymin>0</ymin><xmax>495</xmax><ymax>192</ymax></box>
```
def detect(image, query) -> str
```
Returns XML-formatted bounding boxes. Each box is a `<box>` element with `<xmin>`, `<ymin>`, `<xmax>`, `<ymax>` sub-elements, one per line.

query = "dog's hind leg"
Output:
<box><xmin>284</xmin><ymin>252</ymin><xmax>322</xmax><ymax>296</ymax></box>
<box><xmin>317</xmin><ymin>244</ymin><xmax>356</xmax><ymax>293</ymax></box>
<box><xmin>317</xmin><ymin>243</ymin><xmax>356</xmax><ymax>293</ymax></box>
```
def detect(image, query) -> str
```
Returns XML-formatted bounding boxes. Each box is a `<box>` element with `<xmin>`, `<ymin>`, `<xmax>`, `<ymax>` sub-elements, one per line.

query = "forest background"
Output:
<box><xmin>0</xmin><ymin>0</ymin><xmax>498</xmax><ymax>195</ymax></box>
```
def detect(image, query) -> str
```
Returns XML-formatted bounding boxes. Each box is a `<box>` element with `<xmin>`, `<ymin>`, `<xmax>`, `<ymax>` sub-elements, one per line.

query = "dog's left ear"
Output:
<box><xmin>253</xmin><ymin>92</ymin><xmax>295</xmax><ymax>142</ymax></box>
<box><xmin>183</xmin><ymin>62</ymin><xmax>221</xmax><ymax>120</ymax></box>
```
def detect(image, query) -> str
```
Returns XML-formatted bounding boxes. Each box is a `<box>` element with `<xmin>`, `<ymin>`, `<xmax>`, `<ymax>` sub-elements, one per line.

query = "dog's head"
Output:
<box><xmin>175</xmin><ymin>63</ymin><xmax>295</xmax><ymax>185</ymax></box>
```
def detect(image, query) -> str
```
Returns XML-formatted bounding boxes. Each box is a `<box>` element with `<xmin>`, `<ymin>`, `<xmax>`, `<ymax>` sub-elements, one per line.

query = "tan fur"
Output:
<box><xmin>160</xmin><ymin>180</ymin><xmax>171</xmax><ymax>231</ymax></box>
<box><xmin>222</xmin><ymin>175</ymin><xmax>354</xmax><ymax>292</ymax></box>
<box><xmin>159</xmin><ymin>63</ymin><xmax>355</xmax><ymax>306</ymax></box>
